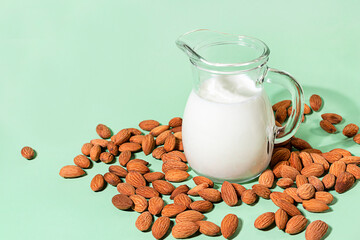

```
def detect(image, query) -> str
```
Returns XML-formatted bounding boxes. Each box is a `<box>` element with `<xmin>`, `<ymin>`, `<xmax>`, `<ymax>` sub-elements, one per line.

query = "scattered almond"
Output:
<box><xmin>193</xmin><ymin>176</ymin><xmax>214</xmax><ymax>188</ymax></box>
<box><xmin>254</xmin><ymin>212</ymin><xmax>275</xmax><ymax>230</ymax></box>
<box><xmin>104</xmin><ymin>172</ymin><xmax>121</xmax><ymax>186</ymax></box>
<box><xmin>142</xmin><ymin>134</ymin><xmax>155</xmax><ymax>155</ymax></box>
<box><xmin>343</xmin><ymin>123</ymin><xmax>359</xmax><ymax>137</ymax></box>
<box><xmin>297</xmin><ymin>184</ymin><xmax>315</xmax><ymax>200</ymax></box>
<box><xmin>96</xmin><ymin>124</ymin><xmax>111</xmax><ymax>139</ymax></box>
<box><xmin>73</xmin><ymin>154</ymin><xmax>91</xmax><ymax>168</ymax></box>
<box><xmin>175</xmin><ymin>210</ymin><xmax>204</xmax><ymax>223</ymax></box>
<box><xmin>139</xmin><ymin>120</ymin><xmax>160</xmax><ymax>131</ymax></box>
<box><xmin>198</xmin><ymin>188</ymin><xmax>222</xmax><ymax>203</ymax></box>
<box><xmin>89</xmin><ymin>144</ymin><xmax>101</xmax><ymax>161</ymax></box>
<box><xmin>241</xmin><ymin>189</ymin><xmax>257</xmax><ymax>205</ymax></box>
<box><xmin>315</xmin><ymin>191</ymin><xmax>333</xmax><ymax>204</ymax></box>
<box><xmin>320</xmin><ymin>120</ymin><xmax>336</xmax><ymax>133</ymax></box>
<box><xmin>59</xmin><ymin>165</ymin><xmax>85</xmax><ymax>178</ymax></box>
<box><xmin>136</xmin><ymin>186</ymin><xmax>160</xmax><ymax>199</ymax></box>
<box><xmin>302</xmin><ymin>199</ymin><xmax>329</xmax><ymax>212</ymax></box>
<box><xmin>190</xmin><ymin>200</ymin><xmax>213</xmax><ymax>213</ymax></box>
<box><xmin>252</xmin><ymin>184</ymin><xmax>271</xmax><ymax>199</ymax></box>
<box><xmin>125</xmin><ymin>171</ymin><xmax>147</xmax><ymax>188</ymax></box>
<box><xmin>117</xmin><ymin>182</ymin><xmax>135</xmax><ymax>196</ymax></box>
<box><xmin>275</xmin><ymin>208</ymin><xmax>288</xmax><ymax>230</ymax></box>
<box><xmin>258</xmin><ymin>169</ymin><xmax>274</xmax><ymax>188</ymax></box>
<box><xmin>321</xmin><ymin>113</ymin><xmax>342</xmax><ymax>124</ymax></box>
<box><xmin>173</xmin><ymin>193</ymin><xmax>192</xmax><ymax>209</ymax></box>
<box><xmin>161</xmin><ymin>204</ymin><xmax>187</xmax><ymax>217</ymax></box>
<box><xmin>172</xmin><ymin>221</ymin><xmax>199</xmax><ymax>239</ymax></box>
<box><xmin>322</xmin><ymin>173</ymin><xmax>336</xmax><ymax>189</ymax></box>
<box><xmin>165</xmin><ymin>169</ymin><xmax>189</xmax><ymax>182</ymax></box>
<box><xmin>309</xmin><ymin>94</ymin><xmax>322</xmax><ymax>111</ymax></box>
<box><xmin>196</xmin><ymin>221</ymin><xmax>220</xmax><ymax>236</ymax></box>
<box><xmin>152</xmin><ymin>216</ymin><xmax>170</xmax><ymax>239</ymax></box>
<box><xmin>90</xmin><ymin>174</ymin><xmax>105</xmax><ymax>192</ymax></box>
<box><xmin>21</xmin><ymin>146</ymin><xmax>35</xmax><ymax>160</ymax></box>
<box><xmin>112</xmin><ymin>194</ymin><xmax>133</xmax><ymax>210</ymax></box>
<box><xmin>221</xmin><ymin>214</ymin><xmax>238</xmax><ymax>239</ymax></box>
<box><xmin>148</xmin><ymin>197</ymin><xmax>164</xmax><ymax>215</ymax></box>
<box><xmin>335</xmin><ymin>171</ymin><xmax>355</xmax><ymax>193</ymax></box>
<box><xmin>130</xmin><ymin>195</ymin><xmax>148</xmax><ymax>212</ymax></box>
<box><xmin>305</xmin><ymin>220</ymin><xmax>328</xmax><ymax>240</ymax></box>
<box><xmin>285</xmin><ymin>215</ymin><xmax>308</xmax><ymax>234</ymax></box>
<box><xmin>170</xmin><ymin>185</ymin><xmax>190</xmax><ymax>200</ymax></box>
<box><xmin>135</xmin><ymin>211</ymin><xmax>153</xmax><ymax>231</ymax></box>
<box><xmin>221</xmin><ymin>181</ymin><xmax>238</xmax><ymax>206</ymax></box>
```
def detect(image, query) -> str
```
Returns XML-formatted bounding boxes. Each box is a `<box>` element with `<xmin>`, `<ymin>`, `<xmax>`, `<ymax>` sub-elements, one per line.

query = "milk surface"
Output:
<box><xmin>182</xmin><ymin>75</ymin><xmax>275</xmax><ymax>182</ymax></box>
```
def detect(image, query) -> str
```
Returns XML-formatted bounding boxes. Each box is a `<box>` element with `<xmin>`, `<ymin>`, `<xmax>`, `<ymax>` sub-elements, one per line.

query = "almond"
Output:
<box><xmin>241</xmin><ymin>189</ymin><xmax>257</xmax><ymax>205</ymax></box>
<box><xmin>252</xmin><ymin>184</ymin><xmax>271</xmax><ymax>199</ymax></box>
<box><xmin>90</xmin><ymin>139</ymin><xmax>108</xmax><ymax>148</ymax></box>
<box><xmin>169</xmin><ymin>117</ymin><xmax>183</xmax><ymax>127</ymax></box>
<box><xmin>296</xmin><ymin>174</ymin><xmax>308</xmax><ymax>188</ymax></box>
<box><xmin>81</xmin><ymin>143</ymin><xmax>93</xmax><ymax>156</ymax></box>
<box><xmin>305</xmin><ymin>220</ymin><xmax>328</xmax><ymax>240</ymax></box>
<box><xmin>125</xmin><ymin>171</ymin><xmax>147</xmax><ymax>188</ymax></box>
<box><xmin>119</xmin><ymin>150</ymin><xmax>131</xmax><ymax>166</ymax></box>
<box><xmin>321</xmin><ymin>113</ymin><xmax>342</xmax><ymax>124</ymax></box>
<box><xmin>21</xmin><ymin>146</ymin><xmax>35</xmax><ymax>159</ymax></box>
<box><xmin>340</xmin><ymin>156</ymin><xmax>360</xmax><ymax>164</ymax></box>
<box><xmin>275</xmin><ymin>106</ymin><xmax>287</xmax><ymax>124</ymax></box>
<box><xmin>343</xmin><ymin>123</ymin><xmax>359</xmax><ymax>137</ymax></box>
<box><xmin>322</xmin><ymin>151</ymin><xmax>342</xmax><ymax>163</ymax></box>
<box><xmin>135</xmin><ymin>211</ymin><xmax>153</xmax><ymax>231</ymax></box>
<box><xmin>73</xmin><ymin>155</ymin><xmax>91</xmax><ymax>168</ymax></box>
<box><xmin>302</xmin><ymin>199</ymin><xmax>329</xmax><ymax>212</ymax></box>
<box><xmin>272</xmin><ymin>198</ymin><xmax>301</xmax><ymax>216</ymax></box>
<box><xmin>111</xmin><ymin>129</ymin><xmax>131</xmax><ymax>145</ymax></box>
<box><xmin>303</xmin><ymin>103</ymin><xmax>312</xmax><ymax>114</ymax></box>
<box><xmin>198</xmin><ymin>188</ymin><xmax>222</xmax><ymax>203</ymax></box>
<box><xmin>142</xmin><ymin>134</ymin><xmax>155</xmax><ymax>155</ymax></box>
<box><xmin>150</xmin><ymin>125</ymin><xmax>170</xmax><ymax>137</ymax></box>
<box><xmin>335</xmin><ymin>171</ymin><xmax>355</xmax><ymax>193</ymax></box>
<box><xmin>139</xmin><ymin>120</ymin><xmax>160</xmax><ymax>131</ymax></box>
<box><xmin>126</xmin><ymin>127</ymin><xmax>142</xmax><ymax>135</ymax></box>
<box><xmin>320</xmin><ymin>120</ymin><xmax>336</xmax><ymax>133</ymax></box>
<box><xmin>254</xmin><ymin>212</ymin><xmax>275</xmax><ymax>230</ymax></box>
<box><xmin>322</xmin><ymin>173</ymin><xmax>336</xmax><ymax>189</ymax></box>
<box><xmin>104</xmin><ymin>172</ymin><xmax>121</xmax><ymax>186</ymax></box>
<box><xmin>308</xmin><ymin>176</ymin><xmax>324</xmax><ymax>191</ymax></box>
<box><xmin>297</xmin><ymin>183</ymin><xmax>315</xmax><ymax>200</ymax></box>
<box><xmin>196</xmin><ymin>221</ymin><xmax>220</xmax><ymax>236</ymax></box>
<box><xmin>172</xmin><ymin>221</ymin><xmax>199</xmax><ymax>239</ymax></box>
<box><xmin>193</xmin><ymin>176</ymin><xmax>214</xmax><ymax>188</ymax></box>
<box><xmin>284</xmin><ymin>188</ymin><xmax>303</xmax><ymax>203</ymax></box>
<box><xmin>289</xmin><ymin>152</ymin><xmax>303</xmax><ymax>172</ymax></box>
<box><xmin>258</xmin><ymin>169</ymin><xmax>274</xmax><ymax>188</ymax></box>
<box><xmin>301</xmin><ymin>163</ymin><xmax>324</xmax><ymax>177</ymax></box>
<box><xmin>112</xmin><ymin>194</ymin><xmax>133</xmax><ymax>210</ymax></box>
<box><xmin>285</xmin><ymin>215</ymin><xmax>308</xmax><ymax>234</ymax></box>
<box><xmin>166</xmin><ymin>151</ymin><xmax>187</xmax><ymax>162</ymax></box>
<box><xmin>144</xmin><ymin>172</ymin><xmax>165</xmax><ymax>182</ymax></box>
<box><xmin>136</xmin><ymin>186</ymin><xmax>160</xmax><ymax>198</ymax></box>
<box><xmin>108</xmin><ymin>165</ymin><xmax>127</xmax><ymax>178</ymax></box>
<box><xmin>152</xmin><ymin>216</ymin><xmax>170</xmax><ymax>239</ymax></box>
<box><xmin>354</xmin><ymin>134</ymin><xmax>360</xmax><ymax>144</ymax></box>
<box><xmin>161</xmin><ymin>153</ymin><xmax>181</xmax><ymax>162</ymax></box>
<box><xmin>272</xmin><ymin>100</ymin><xmax>291</xmax><ymax>111</ymax></box>
<box><xmin>164</xmin><ymin>134</ymin><xmax>176</xmax><ymax>152</ymax></box>
<box><xmin>232</xmin><ymin>183</ymin><xmax>247</xmax><ymax>197</ymax></box>
<box><xmin>162</xmin><ymin>160</ymin><xmax>188</xmax><ymax>172</ymax></box>
<box><xmin>99</xmin><ymin>152</ymin><xmax>114</xmax><ymax>164</ymax></box>
<box><xmin>273</xmin><ymin>161</ymin><xmax>290</xmax><ymax>178</ymax></box>
<box><xmin>299</xmin><ymin>152</ymin><xmax>313</xmax><ymax>167</ymax></box>
<box><xmin>346</xmin><ymin>164</ymin><xmax>360</xmax><ymax>179</ymax></box>
<box><xmin>329</xmin><ymin>160</ymin><xmax>346</xmax><ymax>177</ymax></box>
<box><xmin>129</xmin><ymin>135</ymin><xmax>145</xmax><ymax>145</ymax></box>
<box><xmin>175</xmin><ymin>210</ymin><xmax>204</xmax><ymax>223</ymax></box>
<box><xmin>190</xmin><ymin>200</ymin><xmax>213</xmax><ymax>213</ymax></box>
<box><xmin>310</xmin><ymin>153</ymin><xmax>329</xmax><ymax>171</ymax></box>
<box><xmin>174</xmin><ymin>132</ymin><xmax>182</xmax><ymax>140</ymax></box>
<box><xmin>129</xmin><ymin>158</ymin><xmax>149</xmax><ymax>166</ymax></box>
<box><xmin>155</xmin><ymin>130</ymin><xmax>172</xmax><ymax>145</ymax></box>
<box><xmin>188</xmin><ymin>183</ymin><xmax>209</xmax><ymax>196</ymax></box>
<box><xmin>280</xmin><ymin>165</ymin><xmax>300</xmax><ymax>180</ymax></box>
<box><xmin>270</xmin><ymin>148</ymin><xmax>291</xmax><ymax>167</ymax></box>
<box><xmin>277</xmin><ymin>178</ymin><xmax>294</xmax><ymax>188</ymax></box>
<box><xmin>96</xmin><ymin>124</ymin><xmax>111</xmax><ymax>139</ymax></box>
<box><xmin>161</xmin><ymin>204</ymin><xmax>187</xmax><ymax>217</ymax></box>
<box><xmin>165</xmin><ymin>169</ymin><xmax>189</xmax><ymax>182</ymax></box>
<box><xmin>148</xmin><ymin>197</ymin><xmax>164</xmax><ymax>215</ymax></box>
<box><xmin>221</xmin><ymin>181</ymin><xmax>238</xmax><ymax>206</ymax></box>
<box><xmin>172</xmin><ymin>126</ymin><xmax>182</xmax><ymax>133</ymax></box>
<box><xmin>275</xmin><ymin>208</ymin><xmax>288</xmax><ymax>230</ymax></box>
<box><xmin>59</xmin><ymin>165</ymin><xmax>85</xmax><ymax>178</ymax></box>
<box><xmin>270</xmin><ymin>191</ymin><xmax>294</xmax><ymax>204</ymax></box>
<box><xmin>116</xmin><ymin>182</ymin><xmax>135</xmax><ymax>196</ymax></box>
<box><xmin>315</xmin><ymin>191</ymin><xmax>333</xmax><ymax>204</ymax></box>
<box><xmin>89</xmin><ymin>144</ymin><xmax>101</xmax><ymax>161</ymax></box>
<box><xmin>130</xmin><ymin>195</ymin><xmax>148</xmax><ymax>212</ymax></box>
<box><xmin>170</xmin><ymin>185</ymin><xmax>190</xmax><ymax>200</ymax></box>
<box><xmin>173</xmin><ymin>193</ymin><xmax>192</xmax><ymax>209</ymax></box>
<box><xmin>302</xmin><ymin>148</ymin><xmax>322</xmax><ymax>154</ymax></box>
<box><xmin>107</xmin><ymin>141</ymin><xmax>119</xmax><ymax>156</ymax></box>
<box><xmin>119</xmin><ymin>142</ymin><xmax>141</xmax><ymax>152</ymax></box>
<box><xmin>221</xmin><ymin>214</ymin><xmax>238</xmax><ymax>239</ymax></box>
<box><xmin>90</xmin><ymin>174</ymin><xmax>105</xmax><ymax>192</ymax></box>
<box><xmin>291</xmin><ymin>137</ymin><xmax>312</xmax><ymax>150</ymax></box>
<box><xmin>152</xmin><ymin>180</ymin><xmax>175</xmax><ymax>195</ymax></box>
<box><xmin>127</xmin><ymin>162</ymin><xmax>150</xmax><ymax>175</ymax></box>
<box><xmin>309</xmin><ymin>94</ymin><xmax>322</xmax><ymax>111</ymax></box>
<box><xmin>152</xmin><ymin>147</ymin><xmax>166</xmax><ymax>159</ymax></box>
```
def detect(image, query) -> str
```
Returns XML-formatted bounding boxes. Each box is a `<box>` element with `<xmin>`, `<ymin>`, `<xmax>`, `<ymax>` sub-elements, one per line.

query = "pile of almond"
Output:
<box><xmin>57</xmin><ymin>94</ymin><xmax>359</xmax><ymax>240</ymax></box>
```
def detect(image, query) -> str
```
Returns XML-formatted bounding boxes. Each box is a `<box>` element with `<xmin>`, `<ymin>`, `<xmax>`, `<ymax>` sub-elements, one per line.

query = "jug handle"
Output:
<box><xmin>265</xmin><ymin>68</ymin><xmax>304</xmax><ymax>144</ymax></box>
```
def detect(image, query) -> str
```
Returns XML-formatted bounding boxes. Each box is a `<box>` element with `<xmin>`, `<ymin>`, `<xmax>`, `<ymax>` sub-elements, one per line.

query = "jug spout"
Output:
<box><xmin>176</xmin><ymin>29</ymin><xmax>270</xmax><ymax>73</ymax></box>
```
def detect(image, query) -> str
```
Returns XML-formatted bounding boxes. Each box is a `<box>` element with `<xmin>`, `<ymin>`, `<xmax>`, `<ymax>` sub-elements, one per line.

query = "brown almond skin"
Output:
<box><xmin>291</xmin><ymin>137</ymin><xmax>312</xmax><ymax>150</ymax></box>
<box><xmin>136</xmin><ymin>186</ymin><xmax>160</xmax><ymax>199</ymax></box>
<box><xmin>150</xmin><ymin>125</ymin><xmax>170</xmax><ymax>137</ymax></box>
<box><xmin>90</xmin><ymin>174</ymin><xmax>105</xmax><ymax>192</ymax></box>
<box><xmin>170</xmin><ymin>185</ymin><xmax>190</xmax><ymax>200</ymax></box>
<box><xmin>289</xmin><ymin>152</ymin><xmax>303</xmax><ymax>172</ymax></box>
<box><xmin>21</xmin><ymin>146</ymin><xmax>35</xmax><ymax>159</ymax></box>
<box><xmin>322</xmin><ymin>151</ymin><xmax>342</xmax><ymax>163</ymax></box>
<box><xmin>302</xmin><ymin>199</ymin><xmax>329</xmax><ymax>212</ymax></box>
<box><xmin>321</xmin><ymin>113</ymin><xmax>342</xmax><ymax>124</ymax></box>
<box><xmin>119</xmin><ymin>142</ymin><xmax>142</xmax><ymax>152</ymax></box>
<box><xmin>125</xmin><ymin>171</ymin><xmax>147</xmax><ymax>188</ymax></box>
<box><xmin>104</xmin><ymin>172</ymin><xmax>121</xmax><ymax>186</ymax></box>
<box><xmin>284</xmin><ymin>188</ymin><xmax>303</xmax><ymax>203</ymax></box>
<box><xmin>308</xmin><ymin>176</ymin><xmax>324</xmax><ymax>191</ymax></box>
<box><xmin>169</xmin><ymin>117</ymin><xmax>183</xmax><ymax>127</ymax></box>
<box><xmin>320</xmin><ymin>120</ymin><xmax>337</xmax><ymax>133</ymax></box>
<box><xmin>152</xmin><ymin>180</ymin><xmax>175</xmax><ymax>195</ymax></box>
<box><xmin>296</xmin><ymin>174</ymin><xmax>308</xmax><ymax>188</ymax></box>
<box><xmin>329</xmin><ymin>160</ymin><xmax>346</xmax><ymax>177</ymax></box>
<box><xmin>272</xmin><ymin>100</ymin><xmax>291</xmax><ymax>111</ymax></box>
<box><xmin>142</xmin><ymin>134</ymin><xmax>155</xmax><ymax>155</ymax></box>
<box><xmin>175</xmin><ymin>210</ymin><xmax>204</xmax><ymax>223</ymax></box>
<box><xmin>96</xmin><ymin>124</ymin><xmax>112</xmax><ymax>139</ymax></box>
<box><xmin>270</xmin><ymin>191</ymin><xmax>294</xmax><ymax>204</ymax></box>
<box><xmin>99</xmin><ymin>152</ymin><xmax>114</xmax><ymax>164</ymax></box>
<box><xmin>280</xmin><ymin>165</ymin><xmax>300</xmax><ymax>180</ymax></box>
<box><xmin>172</xmin><ymin>221</ymin><xmax>199</xmax><ymax>239</ymax></box>
<box><xmin>161</xmin><ymin>204</ymin><xmax>187</xmax><ymax>217</ymax></box>
<box><xmin>190</xmin><ymin>200</ymin><xmax>213</xmax><ymax>213</ymax></box>
<box><xmin>135</xmin><ymin>211</ymin><xmax>153</xmax><ymax>231</ymax></box>
<box><xmin>109</xmin><ymin>165</ymin><xmax>128</xmax><ymax>178</ymax></box>
<box><xmin>148</xmin><ymin>197</ymin><xmax>164</xmax><ymax>215</ymax></box>
<box><xmin>315</xmin><ymin>191</ymin><xmax>334</xmax><ymax>205</ymax></box>
<box><xmin>252</xmin><ymin>184</ymin><xmax>271</xmax><ymax>199</ymax></box>
<box><xmin>126</xmin><ymin>161</ymin><xmax>150</xmax><ymax>175</ymax></box>
<box><xmin>354</xmin><ymin>134</ymin><xmax>360</xmax><ymax>144</ymax></box>
<box><xmin>90</xmin><ymin>144</ymin><xmax>101</xmax><ymax>161</ymax></box>
<box><xmin>254</xmin><ymin>212</ymin><xmax>275</xmax><ymax>229</ymax></box>
<box><xmin>188</xmin><ymin>183</ymin><xmax>209</xmax><ymax>196</ymax></box>
<box><xmin>310</xmin><ymin>153</ymin><xmax>329</xmax><ymax>171</ymax></box>
<box><xmin>152</xmin><ymin>216</ymin><xmax>170</xmax><ymax>239</ymax></box>
<box><xmin>130</xmin><ymin>195</ymin><xmax>148</xmax><ymax>212</ymax></box>
<box><xmin>273</xmin><ymin>199</ymin><xmax>301</xmax><ymax>216</ymax></box>
<box><xmin>152</xmin><ymin>147</ymin><xmax>166</xmax><ymax>159</ymax></box>
<box><xmin>285</xmin><ymin>215</ymin><xmax>308</xmax><ymax>234</ymax></box>
<box><xmin>165</xmin><ymin>169</ymin><xmax>190</xmax><ymax>182</ymax></box>
<box><xmin>90</xmin><ymin>139</ymin><xmax>108</xmax><ymax>148</ymax></box>
<box><xmin>221</xmin><ymin>214</ymin><xmax>238</xmax><ymax>239</ymax></box>
<box><xmin>107</xmin><ymin>141</ymin><xmax>119</xmax><ymax>156</ymax></box>
<box><xmin>322</xmin><ymin>173</ymin><xmax>336</xmax><ymax>189</ymax></box>
<box><xmin>309</xmin><ymin>94</ymin><xmax>322</xmax><ymax>111</ymax></box>
<box><xmin>81</xmin><ymin>143</ymin><xmax>93</xmax><ymax>156</ymax></box>
<box><xmin>111</xmin><ymin>129</ymin><xmax>131</xmax><ymax>145</ymax></box>
<box><xmin>221</xmin><ymin>181</ymin><xmax>238</xmax><ymax>206</ymax></box>
<box><xmin>112</xmin><ymin>194</ymin><xmax>133</xmax><ymax>210</ymax></box>
<box><xmin>193</xmin><ymin>176</ymin><xmax>214</xmax><ymax>188</ymax></box>
<box><xmin>343</xmin><ymin>123</ymin><xmax>359</xmax><ymax>137</ymax></box>
<box><xmin>156</xmin><ymin>130</ymin><xmax>172</xmax><ymax>145</ymax></box>
<box><xmin>301</xmin><ymin>163</ymin><xmax>324</xmax><ymax>177</ymax></box>
<box><xmin>164</xmin><ymin>134</ymin><xmax>176</xmax><ymax>152</ymax></box>
<box><xmin>196</xmin><ymin>221</ymin><xmax>220</xmax><ymax>236</ymax></box>
<box><xmin>276</xmin><ymin>178</ymin><xmax>294</xmax><ymax>188</ymax></box>
<box><xmin>119</xmin><ymin>150</ymin><xmax>131</xmax><ymax>166</ymax></box>
<box><xmin>139</xmin><ymin>120</ymin><xmax>160</xmax><ymax>131</ymax></box>
<box><xmin>174</xmin><ymin>193</ymin><xmax>192</xmax><ymax>209</ymax></box>
<box><xmin>346</xmin><ymin>164</ymin><xmax>360</xmax><ymax>179</ymax></box>
<box><xmin>116</xmin><ymin>183</ymin><xmax>135</xmax><ymax>196</ymax></box>
<box><xmin>73</xmin><ymin>155</ymin><xmax>91</xmax><ymax>168</ymax></box>
<box><xmin>335</xmin><ymin>171</ymin><xmax>355</xmax><ymax>193</ymax></box>
<box><xmin>275</xmin><ymin>106</ymin><xmax>287</xmax><ymax>124</ymax></box>
<box><xmin>59</xmin><ymin>165</ymin><xmax>85</xmax><ymax>178</ymax></box>
<box><xmin>305</xmin><ymin>220</ymin><xmax>328</xmax><ymax>240</ymax></box>
<box><xmin>275</xmin><ymin>208</ymin><xmax>288</xmax><ymax>230</ymax></box>
<box><xmin>241</xmin><ymin>189</ymin><xmax>257</xmax><ymax>205</ymax></box>
<box><xmin>126</xmin><ymin>128</ymin><xmax>142</xmax><ymax>135</ymax></box>
<box><xmin>232</xmin><ymin>183</ymin><xmax>247</xmax><ymax>197</ymax></box>
<box><xmin>198</xmin><ymin>188</ymin><xmax>222</xmax><ymax>203</ymax></box>
<box><xmin>270</xmin><ymin>148</ymin><xmax>291</xmax><ymax>167</ymax></box>
<box><xmin>258</xmin><ymin>169</ymin><xmax>274</xmax><ymax>188</ymax></box>
<box><xmin>299</xmin><ymin>152</ymin><xmax>313</xmax><ymax>167</ymax></box>
<box><xmin>297</xmin><ymin>183</ymin><xmax>315</xmax><ymax>200</ymax></box>
<box><xmin>144</xmin><ymin>172</ymin><xmax>165</xmax><ymax>183</ymax></box>
<box><xmin>130</xmin><ymin>135</ymin><xmax>145</xmax><ymax>145</ymax></box>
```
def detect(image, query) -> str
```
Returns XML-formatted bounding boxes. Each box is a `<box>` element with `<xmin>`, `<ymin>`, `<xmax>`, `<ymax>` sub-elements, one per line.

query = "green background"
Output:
<box><xmin>1</xmin><ymin>0</ymin><xmax>359</xmax><ymax>239</ymax></box>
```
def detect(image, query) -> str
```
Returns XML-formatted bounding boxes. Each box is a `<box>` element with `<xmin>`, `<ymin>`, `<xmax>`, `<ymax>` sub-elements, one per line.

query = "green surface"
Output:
<box><xmin>1</xmin><ymin>0</ymin><xmax>360</xmax><ymax>239</ymax></box>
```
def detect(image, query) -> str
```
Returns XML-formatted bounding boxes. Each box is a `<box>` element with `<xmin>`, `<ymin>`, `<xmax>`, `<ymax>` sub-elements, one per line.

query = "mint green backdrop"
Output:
<box><xmin>1</xmin><ymin>1</ymin><xmax>359</xmax><ymax>239</ymax></box>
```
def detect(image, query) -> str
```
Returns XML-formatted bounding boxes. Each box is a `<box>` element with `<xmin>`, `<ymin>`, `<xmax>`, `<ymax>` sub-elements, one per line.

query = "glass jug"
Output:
<box><xmin>176</xmin><ymin>29</ymin><xmax>304</xmax><ymax>183</ymax></box>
